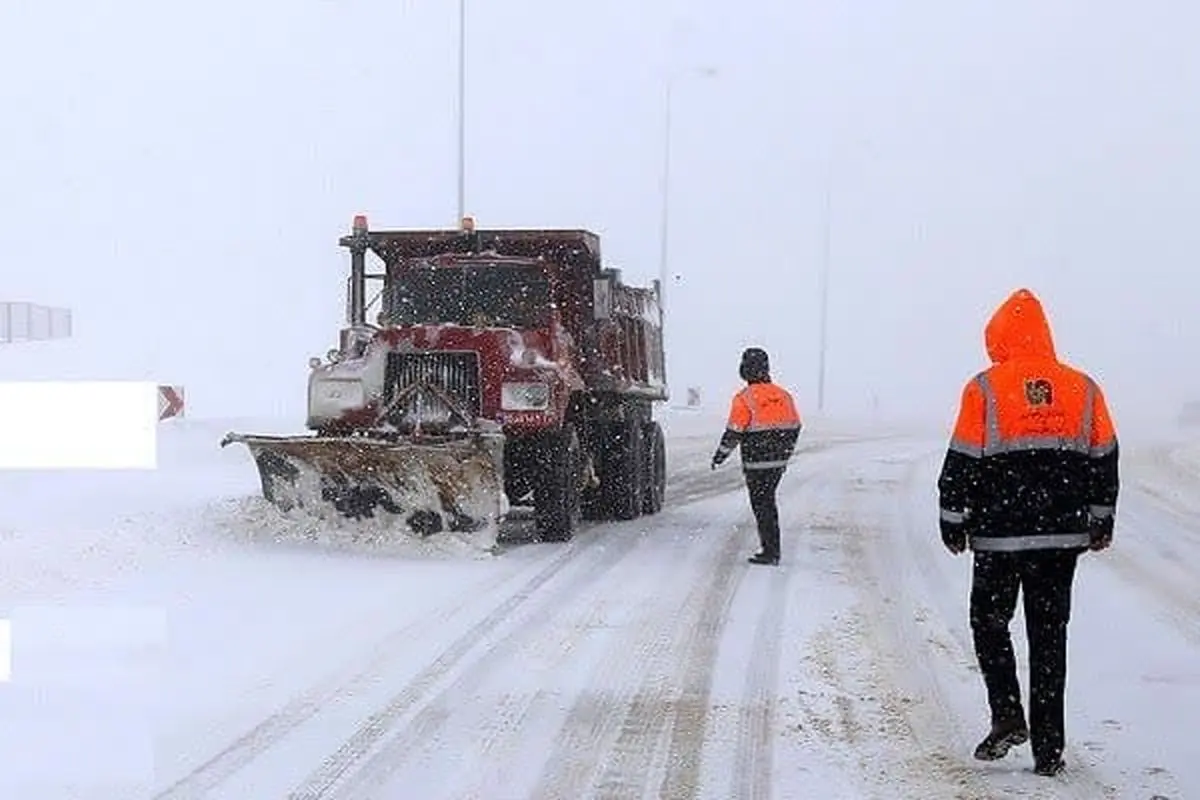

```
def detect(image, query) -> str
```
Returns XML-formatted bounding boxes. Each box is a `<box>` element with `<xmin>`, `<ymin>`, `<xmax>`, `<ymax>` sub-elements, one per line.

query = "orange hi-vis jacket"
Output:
<box><xmin>713</xmin><ymin>381</ymin><xmax>803</xmax><ymax>470</ymax></box>
<box><xmin>937</xmin><ymin>288</ymin><xmax>1120</xmax><ymax>552</ymax></box>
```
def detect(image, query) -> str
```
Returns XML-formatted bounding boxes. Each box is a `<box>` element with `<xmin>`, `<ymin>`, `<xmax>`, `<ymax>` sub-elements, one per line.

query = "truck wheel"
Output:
<box><xmin>535</xmin><ymin>425</ymin><xmax>582</xmax><ymax>541</ymax></box>
<box><xmin>609</xmin><ymin>417</ymin><xmax>645</xmax><ymax>520</ymax></box>
<box><xmin>580</xmin><ymin>435</ymin><xmax>608</xmax><ymax>521</ymax></box>
<box><xmin>641</xmin><ymin>421</ymin><xmax>666</xmax><ymax>515</ymax></box>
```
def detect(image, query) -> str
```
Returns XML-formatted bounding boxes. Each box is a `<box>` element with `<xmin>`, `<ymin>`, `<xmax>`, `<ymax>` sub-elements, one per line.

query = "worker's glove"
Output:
<box><xmin>940</xmin><ymin>523</ymin><xmax>967</xmax><ymax>555</ymax></box>
<box><xmin>939</xmin><ymin>510</ymin><xmax>969</xmax><ymax>555</ymax></box>
<box><xmin>711</xmin><ymin>451</ymin><xmax>725</xmax><ymax>470</ymax></box>
<box><xmin>1088</xmin><ymin>515</ymin><xmax>1114</xmax><ymax>551</ymax></box>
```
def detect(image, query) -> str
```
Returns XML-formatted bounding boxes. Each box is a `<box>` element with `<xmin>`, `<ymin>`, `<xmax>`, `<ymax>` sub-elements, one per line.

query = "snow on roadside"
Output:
<box><xmin>0</xmin><ymin>416</ymin><xmax>498</xmax><ymax>611</ymax></box>
<box><xmin>0</xmin><ymin>414</ymin><xmax>545</xmax><ymax>797</ymax></box>
<box><xmin>1171</xmin><ymin>439</ymin><xmax>1200</xmax><ymax>477</ymax></box>
<box><xmin>201</xmin><ymin>496</ymin><xmax>499</xmax><ymax>559</ymax></box>
<box><xmin>1121</xmin><ymin>435</ymin><xmax>1200</xmax><ymax>526</ymax></box>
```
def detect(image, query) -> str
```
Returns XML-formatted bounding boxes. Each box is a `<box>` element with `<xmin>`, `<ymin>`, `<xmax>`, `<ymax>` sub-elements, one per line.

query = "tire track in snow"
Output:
<box><xmin>1095</xmin><ymin>521</ymin><xmax>1200</xmax><ymax>648</ymax></box>
<box><xmin>764</xmin><ymin>453</ymin><xmax>978</xmax><ymax>799</ymax></box>
<box><xmin>421</xmin><ymin>687</ymin><xmax>538</xmax><ymax>798</ymax></box>
<box><xmin>774</xmin><ymin>449</ymin><xmax>1015</xmax><ymax>798</ymax></box>
<box><xmin>730</xmin><ymin>566</ymin><xmax>789</xmax><ymax>800</ymax></box>
<box><xmin>651</xmin><ymin>445</ymin><xmax>891</xmax><ymax>799</ymax></box>
<box><xmin>288</xmin><ymin>525</ymin><xmax>648</xmax><ymax>799</ymax></box>
<box><xmin>1128</xmin><ymin>485</ymin><xmax>1200</xmax><ymax>552</ymax></box>
<box><xmin>1127</xmin><ymin>446</ymin><xmax>1200</xmax><ymax>557</ymax></box>
<box><xmin>1137</xmin><ymin>444</ymin><xmax>1200</xmax><ymax>498</ymax></box>
<box><xmin>352</xmin><ymin>537</ymin><xmax>714</xmax><ymax>800</ymax></box>
<box><xmin>834</xmin><ymin>453</ymin><xmax>1005</xmax><ymax>799</ymax></box>
<box><xmin>1110</xmin><ymin>465</ymin><xmax>1200</xmax><ymax>636</ymax></box>
<box><xmin>529</xmin><ymin>455</ymin><xmax>833</xmax><ymax>799</ymax></box>
<box><xmin>340</xmin><ymin>465</ymin><xmax>768</xmax><ymax>796</ymax></box>
<box><xmin>157</xmin><ymin>523</ymin><xmax>608</xmax><ymax>800</ymax></box>
<box><xmin>652</xmin><ymin>529</ymin><xmax>747</xmax><ymax>800</ymax></box>
<box><xmin>150</xmin><ymin>555</ymin><xmax>538</xmax><ymax>800</ymax></box>
<box><xmin>477</xmin><ymin>514</ymin><xmax>738</xmax><ymax>799</ymax></box>
<box><xmin>582</xmin><ymin>529</ymin><xmax>744</xmax><ymax>799</ymax></box>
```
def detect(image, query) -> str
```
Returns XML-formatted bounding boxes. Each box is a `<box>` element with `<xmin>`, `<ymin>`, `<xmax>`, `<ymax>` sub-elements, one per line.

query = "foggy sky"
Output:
<box><xmin>1</xmin><ymin>0</ymin><xmax>1197</xmax><ymax>431</ymax></box>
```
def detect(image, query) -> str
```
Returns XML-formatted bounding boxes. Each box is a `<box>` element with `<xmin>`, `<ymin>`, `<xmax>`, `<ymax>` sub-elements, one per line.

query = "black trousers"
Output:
<box><xmin>969</xmin><ymin>548</ymin><xmax>1081</xmax><ymax>764</ymax></box>
<box><xmin>744</xmin><ymin>467</ymin><xmax>785</xmax><ymax>557</ymax></box>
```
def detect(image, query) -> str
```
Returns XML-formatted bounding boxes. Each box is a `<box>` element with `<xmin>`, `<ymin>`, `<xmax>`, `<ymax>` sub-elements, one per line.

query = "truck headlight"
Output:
<box><xmin>501</xmin><ymin>381</ymin><xmax>550</xmax><ymax>411</ymax></box>
<box><xmin>311</xmin><ymin>379</ymin><xmax>365</xmax><ymax>411</ymax></box>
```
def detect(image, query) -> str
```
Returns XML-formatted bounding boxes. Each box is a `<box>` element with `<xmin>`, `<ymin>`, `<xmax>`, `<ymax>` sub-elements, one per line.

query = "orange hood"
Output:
<box><xmin>984</xmin><ymin>288</ymin><xmax>1057</xmax><ymax>364</ymax></box>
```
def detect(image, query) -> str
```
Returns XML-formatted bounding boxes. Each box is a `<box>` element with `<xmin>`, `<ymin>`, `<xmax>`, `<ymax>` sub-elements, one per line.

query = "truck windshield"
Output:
<box><xmin>384</xmin><ymin>264</ymin><xmax>551</xmax><ymax>328</ymax></box>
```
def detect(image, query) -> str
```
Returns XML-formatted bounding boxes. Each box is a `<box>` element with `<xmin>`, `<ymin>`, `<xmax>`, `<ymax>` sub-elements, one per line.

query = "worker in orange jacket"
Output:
<box><xmin>711</xmin><ymin>347</ymin><xmax>803</xmax><ymax>565</ymax></box>
<box><xmin>938</xmin><ymin>288</ymin><xmax>1119</xmax><ymax>777</ymax></box>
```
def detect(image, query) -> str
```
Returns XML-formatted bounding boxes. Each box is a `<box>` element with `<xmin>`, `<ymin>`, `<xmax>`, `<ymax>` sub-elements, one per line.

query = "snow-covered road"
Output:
<box><xmin>0</xmin><ymin>416</ymin><xmax>1196</xmax><ymax>799</ymax></box>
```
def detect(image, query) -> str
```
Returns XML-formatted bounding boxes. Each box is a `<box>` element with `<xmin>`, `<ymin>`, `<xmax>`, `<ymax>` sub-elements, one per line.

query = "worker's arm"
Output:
<box><xmin>711</xmin><ymin>392</ymin><xmax>750</xmax><ymax>468</ymax></box>
<box><xmin>1085</xmin><ymin>378</ymin><xmax>1119</xmax><ymax>549</ymax></box>
<box><xmin>937</xmin><ymin>377</ymin><xmax>986</xmax><ymax>553</ymax></box>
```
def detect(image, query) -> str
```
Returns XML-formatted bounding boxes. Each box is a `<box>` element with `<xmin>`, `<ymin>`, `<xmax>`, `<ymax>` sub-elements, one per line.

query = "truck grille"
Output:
<box><xmin>384</xmin><ymin>351</ymin><xmax>482</xmax><ymax>426</ymax></box>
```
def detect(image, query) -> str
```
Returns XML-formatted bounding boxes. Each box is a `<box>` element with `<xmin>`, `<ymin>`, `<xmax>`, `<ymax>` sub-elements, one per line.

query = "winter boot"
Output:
<box><xmin>973</xmin><ymin>717</ymin><xmax>1029</xmax><ymax>760</ymax></box>
<box><xmin>747</xmin><ymin>552</ymin><xmax>779</xmax><ymax>565</ymax></box>
<box><xmin>1033</xmin><ymin>756</ymin><xmax>1065</xmax><ymax>776</ymax></box>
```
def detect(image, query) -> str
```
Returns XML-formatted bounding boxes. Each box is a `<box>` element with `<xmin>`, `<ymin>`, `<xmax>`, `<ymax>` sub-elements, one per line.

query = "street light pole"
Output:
<box><xmin>455</xmin><ymin>0</ymin><xmax>467</xmax><ymax>222</ymax></box>
<box><xmin>657</xmin><ymin>79</ymin><xmax>674</xmax><ymax>308</ymax></box>
<box><xmin>657</xmin><ymin>67</ymin><xmax>715</xmax><ymax>404</ymax></box>
<box><xmin>657</xmin><ymin>67</ymin><xmax>716</xmax><ymax>305</ymax></box>
<box><xmin>816</xmin><ymin>163</ymin><xmax>832</xmax><ymax>413</ymax></box>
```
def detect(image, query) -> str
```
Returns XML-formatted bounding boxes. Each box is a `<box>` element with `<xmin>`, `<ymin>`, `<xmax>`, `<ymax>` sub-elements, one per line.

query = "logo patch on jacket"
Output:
<box><xmin>1024</xmin><ymin>378</ymin><xmax>1053</xmax><ymax>406</ymax></box>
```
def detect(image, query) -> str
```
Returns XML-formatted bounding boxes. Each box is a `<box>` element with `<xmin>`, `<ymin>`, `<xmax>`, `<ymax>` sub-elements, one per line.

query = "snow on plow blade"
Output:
<box><xmin>219</xmin><ymin>431</ymin><xmax>505</xmax><ymax>536</ymax></box>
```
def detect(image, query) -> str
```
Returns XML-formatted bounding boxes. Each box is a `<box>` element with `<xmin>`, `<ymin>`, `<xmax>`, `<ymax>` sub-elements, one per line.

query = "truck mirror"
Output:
<box><xmin>593</xmin><ymin>278</ymin><xmax>612</xmax><ymax>319</ymax></box>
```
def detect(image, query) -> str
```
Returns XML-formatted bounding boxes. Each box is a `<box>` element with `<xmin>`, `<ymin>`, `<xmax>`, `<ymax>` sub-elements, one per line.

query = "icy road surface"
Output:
<box><xmin>0</xmin><ymin>413</ymin><xmax>1196</xmax><ymax>799</ymax></box>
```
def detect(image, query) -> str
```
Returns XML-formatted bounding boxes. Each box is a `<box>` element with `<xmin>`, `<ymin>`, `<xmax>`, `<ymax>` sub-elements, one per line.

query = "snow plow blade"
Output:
<box><xmin>219</xmin><ymin>430</ymin><xmax>505</xmax><ymax>536</ymax></box>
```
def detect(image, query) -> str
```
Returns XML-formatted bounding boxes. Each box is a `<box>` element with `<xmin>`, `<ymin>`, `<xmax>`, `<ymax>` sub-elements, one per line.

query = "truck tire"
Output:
<box><xmin>580</xmin><ymin>432</ymin><xmax>608</xmax><ymax>522</ymax></box>
<box><xmin>534</xmin><ymin>424</ymin><xmax>583</xmax><ymax>541</ymax></box>
<box><xmin>609</xmin><ymin>417</ymin><xmax>645</xmax><ymax>520</ymax></box>
<box><xmin>641</xmin><ymin>421</ymin><xmax>666</xmax><ymax>515</ymax></box>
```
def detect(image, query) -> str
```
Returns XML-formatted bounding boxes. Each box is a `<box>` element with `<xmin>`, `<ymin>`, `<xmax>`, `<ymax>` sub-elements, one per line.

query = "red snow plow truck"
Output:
<box><xmin>222</xmin><ymin>215</ymin><xmax>668</xmax><ymax>542</ymax></box>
